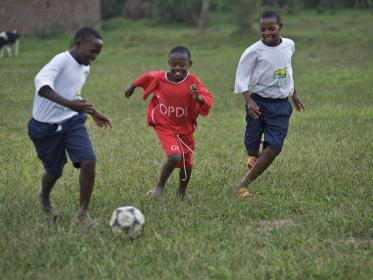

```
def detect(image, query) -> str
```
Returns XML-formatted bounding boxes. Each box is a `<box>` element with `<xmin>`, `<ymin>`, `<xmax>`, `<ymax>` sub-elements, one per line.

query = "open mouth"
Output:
<box><xmin>173</xmin><ymin>71</ymin><xmax>184</xmax><ymax>77</ymax></box>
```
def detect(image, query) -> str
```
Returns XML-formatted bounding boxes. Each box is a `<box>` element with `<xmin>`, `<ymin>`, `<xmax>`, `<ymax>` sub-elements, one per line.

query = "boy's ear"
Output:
<box><xmin>279</xmin><ymin>23</ymin><xmax>283</xmax><ymax>30</ymax></box>
<box><xmin>75</xmin><ymin>39</ymin><xmax>83</xmax><ymax>47</ymax></box>
<box><xmin>189</xmin><ymin>60</ymin><xmax>193</xmax><ymax>67</ymax></box>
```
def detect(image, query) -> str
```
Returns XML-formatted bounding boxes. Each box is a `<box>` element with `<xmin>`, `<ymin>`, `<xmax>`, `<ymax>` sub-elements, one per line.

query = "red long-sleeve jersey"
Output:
<box><xmin>132</xmin><ymin>71</ymin><xmax>213</xmax><ymax>134</ymax></box>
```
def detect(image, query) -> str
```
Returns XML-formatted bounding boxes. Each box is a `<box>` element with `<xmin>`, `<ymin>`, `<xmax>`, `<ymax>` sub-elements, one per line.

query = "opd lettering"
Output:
<box><xmin>176</xmin><ymin>107</ymin><xmax>185</xmax><ymax>117</ymax></box>
<box><xmin>160</xmin><ymin>103</ymin><xmax>168</xmax><ymax>115</ymax></box>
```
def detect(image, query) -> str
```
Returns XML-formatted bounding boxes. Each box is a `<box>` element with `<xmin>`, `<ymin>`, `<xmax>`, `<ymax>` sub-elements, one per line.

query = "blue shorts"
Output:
<box><xmin>244</xmin><ymin>93</ymin><xmax>293</xmax><ymax>154</ymax></box>
<box><xmin>28</xmin><ymin>113</ymin><xmax>96</xmax><ymax>177</ymax></box>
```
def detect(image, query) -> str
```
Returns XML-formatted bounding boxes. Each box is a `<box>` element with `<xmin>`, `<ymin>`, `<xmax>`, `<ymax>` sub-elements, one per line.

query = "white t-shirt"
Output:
<box><xmin>234</xmin><ymin>38</ymin><xmax>295</xmax><ymax>99</ymax></box>
<box><xmin>32</xmin><ymin>51</ymin><xmax>90</xmax><ymax>123</ymax></box>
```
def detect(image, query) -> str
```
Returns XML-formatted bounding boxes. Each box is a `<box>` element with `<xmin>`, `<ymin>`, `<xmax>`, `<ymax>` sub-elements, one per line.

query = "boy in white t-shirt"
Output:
<box><xmin>234</xmin><ymin>11</ymin><xmax>305</xmax><ymax>198</ymax></box>
<box><xmin>28</xmin><ymin>27</ymin><xmax>111</xmax><ymax>224</ymax></box>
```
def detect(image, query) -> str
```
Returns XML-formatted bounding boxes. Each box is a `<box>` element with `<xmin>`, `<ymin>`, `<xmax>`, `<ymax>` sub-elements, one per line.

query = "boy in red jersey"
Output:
<box><xmin>124</xmin><ymin>46</ymin><xmax>213</xmax><ymax>199</ymax></box>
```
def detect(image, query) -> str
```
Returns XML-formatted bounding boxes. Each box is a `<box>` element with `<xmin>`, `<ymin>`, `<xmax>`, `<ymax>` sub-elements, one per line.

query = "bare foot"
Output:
<box><xmin>176</xmin><ymin>188</ymin><xmax>192</xmax><ymax>201</ymax></box>
<box><xmin>38</xmin><ymin>192</ymin><xmax>59</xmax><ymax>223</ymax></box>
<box><xmin>146</xmin><ymin>186</ymin><xmax>164</xmax><ymax>199</ymax></box>
<box><xmin>74</xmin><ymin>209</ymin><xmax>97</xmax><ymax>227</ymax></box>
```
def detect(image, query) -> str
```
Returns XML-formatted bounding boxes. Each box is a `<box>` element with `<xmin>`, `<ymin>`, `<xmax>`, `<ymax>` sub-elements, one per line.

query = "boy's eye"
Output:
<box><xmin>172</xmin><ymin>63</ymin><xmax>185</xmax><ymax>67</ymax></box>
<box><xmin>260</xmin><ymin>26</ymin><xmax>278</xmax><ymax>32</ymax></box>
<box><xmin>90</xmin><ymin>48</ymin><xmax>100</xmax><ymax>55</ymax></box>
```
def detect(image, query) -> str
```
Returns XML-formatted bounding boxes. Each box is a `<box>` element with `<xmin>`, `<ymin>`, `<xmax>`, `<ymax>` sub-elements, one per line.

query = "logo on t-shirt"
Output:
<box><xmin>273</xmin><ymin>67</ymin><xmax>287</xmax><ymax>79</ymax></box>
<box><xmin>75</xmin><ymin>90</ymin><xmax>83</xmax><ymax>100</ymax></box>
<box><xmin>159</xmin><ymin>103</ymin><xmax>188</xmax><ymax>118</ymax></box>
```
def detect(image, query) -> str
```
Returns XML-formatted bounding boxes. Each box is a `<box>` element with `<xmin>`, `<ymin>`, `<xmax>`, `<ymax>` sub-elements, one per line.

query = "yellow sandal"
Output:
<box><xmin>247</xmin><ymin>156</ymin><xmax>257</xmax><ymax>169</ymax></box>
<box><xmin>238</xmin><ymin>187</ymin><xmax>253</xmax><ymax>198</ymax></box>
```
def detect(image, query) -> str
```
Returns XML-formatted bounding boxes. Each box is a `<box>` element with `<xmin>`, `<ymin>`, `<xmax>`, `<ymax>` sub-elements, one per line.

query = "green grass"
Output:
<box><xmin>0</xmin><ymin>10</ymin><xmax>372</xmax><ymax>279</ymax></box>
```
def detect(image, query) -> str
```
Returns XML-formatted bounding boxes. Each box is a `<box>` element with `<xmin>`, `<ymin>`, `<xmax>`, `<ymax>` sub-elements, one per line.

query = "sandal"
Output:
<box><xmin>247</xmin><ymin>156</ymin><xmax>257</xmax><ymax>169</ymax></box>
<box><xmin>238</xmin><ymin>187</ymin><xmax>253</xmax><ymax>198</ymax></box>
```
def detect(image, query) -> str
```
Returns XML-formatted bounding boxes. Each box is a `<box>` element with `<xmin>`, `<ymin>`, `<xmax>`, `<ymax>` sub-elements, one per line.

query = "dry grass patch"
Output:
<box><xmin>257</xmin><ymin>219</ymin><xmax>295</xmax><ymax>233</ymax></box>
<box><xmin>344</xmin><ymin>238</ymin><xmax>373</xmax><ymax>247</ymax></box>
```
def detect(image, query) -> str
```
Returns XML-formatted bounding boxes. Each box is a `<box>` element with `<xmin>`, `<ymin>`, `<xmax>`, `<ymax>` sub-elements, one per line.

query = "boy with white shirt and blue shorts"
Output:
<box><xmin>234</xmin><ymin>11</ymin><xmax>305</xmax><ymax>198</ymax></box>
<box><xmin>28</xmin><ymin>27</ymin><xmax>111</xmax><ymax>224</ymax></box>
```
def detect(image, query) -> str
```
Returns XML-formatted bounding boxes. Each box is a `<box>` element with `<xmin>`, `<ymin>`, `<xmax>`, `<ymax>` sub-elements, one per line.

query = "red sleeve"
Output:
<box><xmin>193</xmin><ymin>75</ymin><xmax>213</xmax><ymax>116</ymax></box>
<box><xmin>132</xmin><ymin>71</ymin><xmax>160</xmax><ymax>100</ymax></box>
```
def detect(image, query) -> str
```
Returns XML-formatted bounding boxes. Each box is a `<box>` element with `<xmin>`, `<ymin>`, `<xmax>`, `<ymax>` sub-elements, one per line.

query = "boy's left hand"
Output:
<box><xmin>190</xmin><ymin>84</ymin><xmax>204</xmax><ymax>105</ymax></box>
<box><xmin>190</xmin><ymin>84</ymin><xmax>199</xmax><ymax>99</ymax></box>
<box><xmin>291</xmin><ymin>94</ymin><xmax>305</xmax><ymax>112</ymax></box>
<box><xmin>91</xmin><ymin>110</ymin><xmax>112</xmax><ymax>128</ymax></box>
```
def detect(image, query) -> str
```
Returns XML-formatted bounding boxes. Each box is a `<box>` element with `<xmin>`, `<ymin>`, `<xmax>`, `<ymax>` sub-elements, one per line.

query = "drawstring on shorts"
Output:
<box><xmin>176</xmin><ymin>134</ymin><xmax>194</xmax><ymax>181</ymax></box>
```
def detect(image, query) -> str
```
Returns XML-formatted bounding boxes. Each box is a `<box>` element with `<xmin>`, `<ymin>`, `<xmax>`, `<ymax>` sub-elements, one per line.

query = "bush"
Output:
<box><xmin>102</xmin><ymin>0</ymin><xmax>127</xmax><ymax>19</ymax></box>
<box><xmin>122</xmin><ymin>0</ymin><xmax>152</xmax><ymax>20</ymax></box>
<box><xmin>152</xmin><ymin>0</ymin><xmax>201</xmax><ymax>24</ymax></box>
<box><xmin>261</xmin><ymin>0</ymin><xmax>301</xmax><ymax>14</ymax></box>
<box><xmin>233</xmin><ymin>0</ymin><xmax>260</xmax><ymax>33</ymax></box>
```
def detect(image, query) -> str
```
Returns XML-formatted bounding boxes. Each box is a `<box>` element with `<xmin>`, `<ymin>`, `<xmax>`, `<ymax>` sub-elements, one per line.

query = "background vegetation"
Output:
<box><xmin>102</xmin><ymin>0</ymin><xmax>372</xmax><ymax>23</ymax></box>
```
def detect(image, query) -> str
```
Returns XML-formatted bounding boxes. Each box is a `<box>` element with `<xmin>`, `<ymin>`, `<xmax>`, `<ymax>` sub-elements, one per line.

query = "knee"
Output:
<box><xmin>80</xmin><ymin>160</ymin><xmax>96</xmax><ymax>170</ymax></box>
<box><xmin>168</xmin><ymin>154</ymin><xmax>182</xmax><ymax>166</ymax></box>
<box><xmin>45</xmin><ymin>172</ymin><xmax>62</xmax><ymax>180</ymax></box>
<box><xmin>247</xmin><ymin>150</ymin><xmax>258</xmax><ymax>157</ymax></box>
<box><xmin>265</xmin><ymin>145</ymin><xmax>280</xmax><ymax>157</ymax></box>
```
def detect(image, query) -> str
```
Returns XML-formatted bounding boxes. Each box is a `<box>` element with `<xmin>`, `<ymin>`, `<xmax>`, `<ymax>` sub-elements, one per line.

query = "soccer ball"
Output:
<box><xmin>109</xmin><ymin>206</ymin><xmax>145</xmax><ymax>239</ymax></box>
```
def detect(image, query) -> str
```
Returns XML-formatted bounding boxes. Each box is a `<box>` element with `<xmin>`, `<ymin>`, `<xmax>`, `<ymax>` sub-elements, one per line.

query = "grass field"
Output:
<box><xmin>0</xmin><ymin>9</ymin><xmax>372</xmax><ymax>279</ymax></box>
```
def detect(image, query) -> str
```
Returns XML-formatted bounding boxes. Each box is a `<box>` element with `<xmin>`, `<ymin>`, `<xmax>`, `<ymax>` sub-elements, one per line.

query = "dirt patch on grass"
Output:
<box><xmin>344</xmin><ymin>238</ymin><xmax>373</xmax><ymax>247</ymax></box>
<box><xmin>257</xmin><ymin>219</ymin><xmax>295</xmax><ymax>233</ymax></box>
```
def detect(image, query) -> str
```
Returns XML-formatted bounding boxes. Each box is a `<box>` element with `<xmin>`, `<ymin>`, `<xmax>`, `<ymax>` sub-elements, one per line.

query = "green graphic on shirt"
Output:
<box><xmin>256</xmin><ymin>83</ymin><xmax>279</xmax><ymax>88</ymax></box>
<box><xmin>273</xmin><ymin>67</ymin><xmax>287</xmax><ymax>79</ymax></box>
<box><xmin>75</xmin><ymin>90</ymin><xmax>83</xmax><ymax>100</ymax></box>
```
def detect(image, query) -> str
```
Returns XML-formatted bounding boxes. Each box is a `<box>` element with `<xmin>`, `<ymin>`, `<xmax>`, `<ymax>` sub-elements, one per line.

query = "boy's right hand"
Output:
<box><xmin>67</xmin><ymin>99</ymin><xmax>94</xmax><ymax>114</ymax></box>
<box><xmin>124</xmin><ymin>84</ymin><xmax>135</xmax><ymax>98</ymax></box>
<box><xmin>247</xmin><ymin>98</ymin><xmax>261</xmax><ymax>119</ymax></box>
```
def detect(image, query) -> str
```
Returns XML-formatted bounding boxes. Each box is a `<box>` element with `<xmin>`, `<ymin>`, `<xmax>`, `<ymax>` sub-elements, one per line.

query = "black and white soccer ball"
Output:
<box><xmin>109</xmin><ymin>206</ymin><xmax>145</xmax><ymax>239</ymax></box>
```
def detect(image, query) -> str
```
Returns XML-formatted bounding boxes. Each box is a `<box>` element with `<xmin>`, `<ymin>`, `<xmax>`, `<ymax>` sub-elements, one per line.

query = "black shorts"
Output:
<box><xmin>244</xmin><ymin>93</ymin><xmax>293</xmax><ymax>154</ymax></box>
<box><xmin>28</xmin><ymin>113</ymin><xmax>96</xmax><ymax>176</ymax></box>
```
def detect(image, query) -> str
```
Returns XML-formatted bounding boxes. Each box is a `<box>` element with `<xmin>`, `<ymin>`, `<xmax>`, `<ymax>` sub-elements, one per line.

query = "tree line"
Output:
<box><xmin>102</xmin><ymin>0</ymin><xmax>372</xmax><ymax>32</ymax></box>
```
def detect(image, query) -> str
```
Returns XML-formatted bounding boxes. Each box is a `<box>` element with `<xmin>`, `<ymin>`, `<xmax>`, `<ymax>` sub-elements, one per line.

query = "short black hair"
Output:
<box><xmin>260</xmin><ymin>11</ymin><xmax>282</xmax><ymax>24</ymax></box>
<box><xmin>74</xmin><ymin>27</ymin><xmax>102</xmax><ymax>42</ymax></box>
<box><xmin>169</xmin><ymin>46</ymin><xmax>191</xmax><ymax>60</ymax></box>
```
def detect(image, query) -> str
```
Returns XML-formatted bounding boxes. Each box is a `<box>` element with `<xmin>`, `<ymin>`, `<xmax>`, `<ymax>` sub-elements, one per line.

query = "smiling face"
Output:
<box><xmin>259</xmin><ymin>16</ymin><xmax>282</xmax><ymax>46</ymax></box>
<box><xmin>167</xmin><ymin>52</ymin><xmax>192</xmax><ymax>82</ymax></box>
<box><xmin>73</xmin><ymin>36</ymin><xmax>103</xmax><ymax>66</ymax></box>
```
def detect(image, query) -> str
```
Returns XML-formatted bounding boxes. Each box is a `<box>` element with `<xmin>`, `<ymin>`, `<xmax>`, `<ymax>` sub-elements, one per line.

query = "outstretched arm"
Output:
<box><xmin>39</xmin><ymin>86</ymin><xmax>111</xmax><ymax>128</ymax></box>
<box><xmin>124</xmin><ymin>84</ymin><xmax>136</xmax><ymax>98</ymax></box>
<box><xmin>124</xmin><ymin>71</ymin><xmax>160</xmax><ymax>100</ymax></box>
<box><xmin>38</xmin><ymin>85</ymin><xmax>95</xmax><ymax>113</ymax></box>
<box><xmin>291</xmin><ymin>88</ymin><xmax>305</xmax><ymax>112</ymax></box>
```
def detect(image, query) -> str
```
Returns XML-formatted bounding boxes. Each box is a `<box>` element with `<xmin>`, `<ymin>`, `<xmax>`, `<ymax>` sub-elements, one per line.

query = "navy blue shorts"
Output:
<box><xmin>28</xmin><ymin>113</ymin><xmax>96</xmax><ymax>177</ymax></box>
<box><xmin>244</xmin><ymin>93</ymin><xmax>293</xmax><ymax>154</ymax></box>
